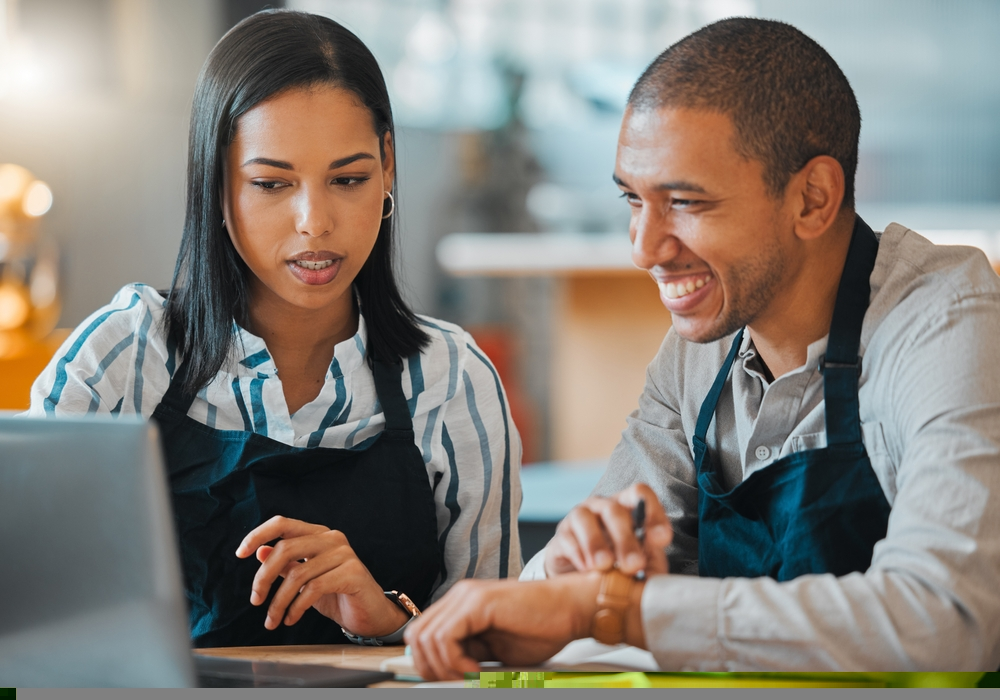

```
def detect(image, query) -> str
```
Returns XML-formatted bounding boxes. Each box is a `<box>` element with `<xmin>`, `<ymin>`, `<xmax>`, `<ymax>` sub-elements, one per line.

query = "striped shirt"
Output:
<box><xmin>26</xmin><ymin>283</ymin><xmax>522</xmax><ymax>598</ymax></box>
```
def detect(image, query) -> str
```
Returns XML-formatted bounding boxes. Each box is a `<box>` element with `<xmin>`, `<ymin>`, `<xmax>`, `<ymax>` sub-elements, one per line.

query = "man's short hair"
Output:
<box><xmin>629</xmin><ymin>18</ymin><xmax>860</xmax><ymax>208</ymax></box>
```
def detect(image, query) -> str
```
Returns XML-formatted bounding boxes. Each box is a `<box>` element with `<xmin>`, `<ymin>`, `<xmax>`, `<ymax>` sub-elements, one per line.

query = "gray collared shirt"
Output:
<box><xmin>524</xmin><ymin>223</ymin><xmax>1000</xmax><ymax>670</ymax></box>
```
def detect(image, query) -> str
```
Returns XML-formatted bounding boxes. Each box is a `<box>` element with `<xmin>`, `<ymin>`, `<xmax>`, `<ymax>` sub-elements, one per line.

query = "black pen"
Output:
<box><xmin>632</xmin><ymin>498</ymin><xmax>646</xmax><ymax>581</ymax></box>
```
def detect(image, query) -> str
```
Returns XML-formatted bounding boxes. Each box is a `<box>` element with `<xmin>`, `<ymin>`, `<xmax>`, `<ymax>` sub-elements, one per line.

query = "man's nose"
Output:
<box><xmin>294</xmin><ymin>184</ymin><xmax>334</xmax><ymax>237</ymax></box>
<box><xmin>631</xmin><ymin>207</ymin><xmax>681</xmax><ymax>270</ymax></box>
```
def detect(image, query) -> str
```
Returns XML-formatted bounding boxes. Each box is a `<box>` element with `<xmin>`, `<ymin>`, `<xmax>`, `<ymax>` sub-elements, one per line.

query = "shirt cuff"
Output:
<box><xmin>519</xmin><ymin>549</ymin><xmax>548</xmax><ymax>581</ymax></box>
<box><xmin>641</xmin><ymin>574</ymin><xmax>724</xmax><ymax>671</ymax></box>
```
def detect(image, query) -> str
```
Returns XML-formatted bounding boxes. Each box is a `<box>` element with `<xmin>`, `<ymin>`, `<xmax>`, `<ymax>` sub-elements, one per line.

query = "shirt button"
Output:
<box><xmin>754</xmin><ymin>445</ymin><xmax>771</xmax><ymax>460</ymax></box>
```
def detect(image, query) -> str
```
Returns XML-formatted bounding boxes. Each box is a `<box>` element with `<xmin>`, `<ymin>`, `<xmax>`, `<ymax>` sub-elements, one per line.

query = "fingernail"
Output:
<box><xmin>595</xmin><ymin>551</ymin><xmax>613</xmax><ymax>569</ymax></box>
<box><xmin>250</xmin><ymin>591</ymin><xmax>260</xmax><ymax>606</ymax></box>
<box><xmin>265</xmin><ymin>615</ymin><xmax>274</xmax><ymax>629</ymax></box>
<box><xmin>627</xmin><ymin>553</ymin><xmax>644</xmax><ymax>571</ymax></box>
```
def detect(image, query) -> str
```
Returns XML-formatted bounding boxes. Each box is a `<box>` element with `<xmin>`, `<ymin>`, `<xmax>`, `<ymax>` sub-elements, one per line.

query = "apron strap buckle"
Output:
<box><xmin>819</xmin><ymin>355</ymin><xmax>861</xmax><ymax>376</ymax></box>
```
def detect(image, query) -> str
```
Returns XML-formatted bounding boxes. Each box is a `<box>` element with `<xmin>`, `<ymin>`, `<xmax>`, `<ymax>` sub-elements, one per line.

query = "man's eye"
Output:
<box><xmin>671</xmin><ymin>198</ymin><xmax>696</xmax><ymax>209</ymax></box>
<box><xmin>619</xmin><ymin>192</ymin><xmax>641</xmax><ymax>206</ymax></box>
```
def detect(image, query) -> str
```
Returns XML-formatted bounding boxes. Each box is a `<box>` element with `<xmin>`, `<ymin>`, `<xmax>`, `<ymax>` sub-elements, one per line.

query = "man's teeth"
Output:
<box><xmin>659</xmin><ymin>275</ymin><xmax>712</xmax><ymax>300</ymax></box>
<box><xmin>294</xmin><ymin>260</ymin><xmax>334</xmax><ymax>271</ymax></box>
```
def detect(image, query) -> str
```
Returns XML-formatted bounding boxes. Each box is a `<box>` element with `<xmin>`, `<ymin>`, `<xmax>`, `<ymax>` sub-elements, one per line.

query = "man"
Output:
<box><xmin>406</xmin><ymin>18</ymin><xmax>1000</xmax><ymax>678</ymax></box>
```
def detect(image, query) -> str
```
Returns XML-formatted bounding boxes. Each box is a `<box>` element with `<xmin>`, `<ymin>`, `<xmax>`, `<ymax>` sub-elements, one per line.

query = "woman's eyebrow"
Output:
<box><xmin>241</xmin><ymin>153</ymin><xmax>376</xmax><ymax>170</ymax></box>
<box><xmin>329</xmin><ymin>152</ymin><xmax>375</xmax><ymax>169</ymax></box>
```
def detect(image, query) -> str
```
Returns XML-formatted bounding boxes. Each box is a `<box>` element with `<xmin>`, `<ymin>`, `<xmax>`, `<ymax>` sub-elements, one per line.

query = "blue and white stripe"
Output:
<box><xmin>26</xmin><ymin>283</ymin><xmax>523</xmax><ymax>597</ymax></box>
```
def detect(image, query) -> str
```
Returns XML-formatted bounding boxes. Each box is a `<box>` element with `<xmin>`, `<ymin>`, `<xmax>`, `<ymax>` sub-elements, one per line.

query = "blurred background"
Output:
<box><xmin>2</xmin><ymin>0</ymin><xmax>999</xmax><ymax>550</ymax></box>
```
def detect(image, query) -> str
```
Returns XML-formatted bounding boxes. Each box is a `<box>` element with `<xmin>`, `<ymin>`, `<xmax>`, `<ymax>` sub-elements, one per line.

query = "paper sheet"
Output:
<box><xmin>380</xmin><ymin>638</ymin><xmax>659</xmax><ymax>681</ymax></box>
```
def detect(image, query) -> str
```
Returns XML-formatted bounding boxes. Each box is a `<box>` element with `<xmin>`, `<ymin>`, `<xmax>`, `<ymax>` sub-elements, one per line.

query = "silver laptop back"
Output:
<box><xmin>0</xmin><ymin>415</ymin><xmax>195</xmax><ymax>687</ymax></box>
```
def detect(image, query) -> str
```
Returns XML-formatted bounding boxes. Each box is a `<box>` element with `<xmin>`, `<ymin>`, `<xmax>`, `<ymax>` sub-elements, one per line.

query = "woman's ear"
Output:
<box><xmin>790</xmin><ymin>155</ymin><xmax>845</xmax><ymax>242</ymax></box>
<box><xmin>381</xmin><ymin>131</ymin><xmax>395</xmax><ymax>193</ymax></box>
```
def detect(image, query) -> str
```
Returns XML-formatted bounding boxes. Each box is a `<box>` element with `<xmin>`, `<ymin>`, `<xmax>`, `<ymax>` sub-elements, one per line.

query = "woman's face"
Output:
<box><xmin>222</xmin><ymin>85</ymin><xmax>393</xmax><ymax>321</ymax></box>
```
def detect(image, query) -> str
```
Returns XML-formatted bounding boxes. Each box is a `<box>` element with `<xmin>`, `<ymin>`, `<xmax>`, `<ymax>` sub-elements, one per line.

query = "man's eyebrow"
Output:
<box><xmin>611</xmin><ymin>173</ymin><xmax>707</xmax><ymax>194</ymax></box>
<box><xmin>241</xmin><ymin>153</ymin><xmax>376</xmax><ymax>170</ymax></box>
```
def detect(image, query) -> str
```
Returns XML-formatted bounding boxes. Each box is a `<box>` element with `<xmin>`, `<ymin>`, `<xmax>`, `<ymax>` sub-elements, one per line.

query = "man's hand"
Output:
<box><xmin>235</xmin><ymin>516</ymin><xmax>409</xmax><ymax>637</ymax></box>
<box><xmin>404</xmin><ymin>574</ymin><xmax>605</xmax><ymax>681</ymax></box>
<box><xmin>544</xmin><ymin>483</ymin><xmax>672</xmax><ymax>578</ymax></box>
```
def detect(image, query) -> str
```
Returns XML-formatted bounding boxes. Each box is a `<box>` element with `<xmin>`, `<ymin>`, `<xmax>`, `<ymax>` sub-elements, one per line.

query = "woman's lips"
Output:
<box><xmin>287</xmin><ymin>257</ymin><xmax>343</xmax><ymax>285</ymax></box>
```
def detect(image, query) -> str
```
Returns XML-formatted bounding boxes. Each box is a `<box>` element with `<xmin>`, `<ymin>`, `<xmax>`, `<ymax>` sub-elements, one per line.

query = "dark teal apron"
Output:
<box><xmin>151</xmin><ymin>358</ymin><xmax>442</xmax><ymax>647</ymax></box>
<box><xmin>694</xmin><ymin>217</ymin><xmax>892</xmax><ymax>580</ymax></box>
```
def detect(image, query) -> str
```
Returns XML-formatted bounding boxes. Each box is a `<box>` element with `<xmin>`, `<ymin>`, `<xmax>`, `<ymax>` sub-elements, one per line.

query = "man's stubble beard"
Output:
<box><xmin>682</xmin><ymin>234</ymin><xmax>787</xmax><ymax>345</ymax></box>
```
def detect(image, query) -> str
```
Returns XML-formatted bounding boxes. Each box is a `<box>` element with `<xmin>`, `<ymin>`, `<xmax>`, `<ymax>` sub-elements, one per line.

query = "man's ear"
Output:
<box><xmin>789</xmin><ymin>155</ymin><xmax>845</xmax><ymax>242</ymax></box>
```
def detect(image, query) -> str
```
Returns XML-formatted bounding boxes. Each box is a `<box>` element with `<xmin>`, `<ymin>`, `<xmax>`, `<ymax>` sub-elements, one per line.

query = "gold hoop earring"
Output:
<box><xmin>382</xmin><ymin>191</ymin><xmax>395</xmax><ymax>220</ymax></box>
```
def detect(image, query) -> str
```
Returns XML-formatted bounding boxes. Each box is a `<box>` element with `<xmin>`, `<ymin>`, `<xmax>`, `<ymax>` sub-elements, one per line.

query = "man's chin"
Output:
<box><xmin>671</xmin><ymin>315</ymin><xmax>741</xmax><ymax>345</ymax></box>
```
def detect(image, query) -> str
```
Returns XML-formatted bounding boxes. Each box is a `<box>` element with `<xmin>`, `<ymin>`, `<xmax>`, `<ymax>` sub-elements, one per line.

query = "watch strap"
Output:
<box><xmin>341</xmin><ymin>590</ymin><xmax>421</xmax><ymax>646</ymax></box>
<box><xmin>591</xmin><ymin>569</ymin><xmax>635</xmax><ymax>645</ymax></box>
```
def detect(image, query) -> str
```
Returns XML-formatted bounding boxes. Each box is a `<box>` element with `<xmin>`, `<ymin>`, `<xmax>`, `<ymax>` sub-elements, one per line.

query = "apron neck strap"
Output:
<box><xmin>821</xmin><ymin>215</ymin><xmax>879</xmax><ymax>445</ymax></box>
<box><xmin>372</xmin><ymin>359</ymin><xmax>413</xmax><ymax>432</ymax></box>
<box><xmin>693</xmin><ymin>329</ymin><xmax>745</xmax><ymax>445</ymax></box>
<box><xmin>691</xmin><ymin>215</ymin><xmax>879</xmax><ymax>453</ymax></box>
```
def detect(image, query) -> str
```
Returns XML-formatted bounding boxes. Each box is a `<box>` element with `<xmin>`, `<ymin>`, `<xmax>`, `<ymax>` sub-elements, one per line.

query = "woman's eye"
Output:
<box><xmin>251</xmin><ymin>180</ymin><xmax>285</xmax><ymax>191</ymax></box>
<box><xmin>332</xmin><ymin>176</ymin><xmax>370</xmax><ymax>188</ymax></box>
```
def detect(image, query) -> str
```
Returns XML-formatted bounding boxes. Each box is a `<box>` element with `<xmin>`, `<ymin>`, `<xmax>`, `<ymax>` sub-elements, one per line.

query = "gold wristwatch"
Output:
<box><xmin>341</xmin><ymin>590</ymin><xmax>421</xmax><ymax>646</ymax></box>
<box><xmin>591</xmin><ymin>569</ymin><xmax>636</xmax><ymax>645</ymax></box>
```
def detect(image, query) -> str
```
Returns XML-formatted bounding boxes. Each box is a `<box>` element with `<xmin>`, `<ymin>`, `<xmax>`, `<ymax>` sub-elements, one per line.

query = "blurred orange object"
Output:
<box><xmin>0</xmin><ymin>328</ymin><xmax>69</xmax><ymax>410</ymax></box>
<box><xmin>468</xmin><ymin>326</ymin><xmax>539</xmax><ymax>464</ymax></box>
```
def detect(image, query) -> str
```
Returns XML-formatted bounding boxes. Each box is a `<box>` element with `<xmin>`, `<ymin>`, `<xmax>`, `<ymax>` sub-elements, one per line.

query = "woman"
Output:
<box><xmin>27</xmin><ymin>10</ymin><xmax>521</xmax><ymax>647</ymax></box>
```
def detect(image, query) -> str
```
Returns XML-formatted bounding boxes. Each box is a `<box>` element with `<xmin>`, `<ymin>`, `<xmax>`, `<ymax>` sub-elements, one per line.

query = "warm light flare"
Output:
<box><xmin>22</xmin><ymin>180</ymin><xmax>53</xmax><ymax>217</ymax></box>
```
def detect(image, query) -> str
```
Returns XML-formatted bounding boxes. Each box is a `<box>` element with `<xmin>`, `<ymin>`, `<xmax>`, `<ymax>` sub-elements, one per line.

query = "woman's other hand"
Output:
<box><xmin>235</xmin><ymin>516</ymin><xmax>409</xmax><ymax>636</ymax></box>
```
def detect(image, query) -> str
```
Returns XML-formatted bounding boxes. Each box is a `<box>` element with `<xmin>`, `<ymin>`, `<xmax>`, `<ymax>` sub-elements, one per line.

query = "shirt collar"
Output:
<box><xmin>737</xmin><ymin>328</ymin><xmax>829</xmax><ymax>381</ymax></box>
<box><xmin>228</xmin><ymin>312</ymin><xmax>369</xmax><ymax>379</ymax></box>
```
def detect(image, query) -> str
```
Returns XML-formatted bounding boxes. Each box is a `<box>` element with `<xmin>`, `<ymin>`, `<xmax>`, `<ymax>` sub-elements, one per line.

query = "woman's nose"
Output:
<box><xmin>294</xmin><ymin>184</ymin><xmax>334</xmax><ymax>237</ymax></box>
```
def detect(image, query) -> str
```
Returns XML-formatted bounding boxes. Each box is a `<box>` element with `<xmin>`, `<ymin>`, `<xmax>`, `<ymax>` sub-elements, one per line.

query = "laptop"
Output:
<box><xmin>0</xmin><ymin>415</ymin><xmax>392</xmax><ymax>688</ymax></box>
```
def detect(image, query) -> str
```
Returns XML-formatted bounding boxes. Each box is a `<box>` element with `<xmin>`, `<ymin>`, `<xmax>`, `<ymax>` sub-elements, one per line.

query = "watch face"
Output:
<box><xmin>388</xmin><ymin>590</ymin><xmax>422</xmax><ymax>617</ymax></box>
<box><xmin>592</xmin><ymin>609</ymin><xmax>624</xmax><ymax>645</ymax></box>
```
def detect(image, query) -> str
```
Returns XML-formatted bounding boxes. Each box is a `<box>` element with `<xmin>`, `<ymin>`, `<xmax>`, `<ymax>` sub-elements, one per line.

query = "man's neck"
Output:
<box><xmin>748</xmin><ymin>214</ymin><xmax>855</xmax><ymax>380</ymax></box>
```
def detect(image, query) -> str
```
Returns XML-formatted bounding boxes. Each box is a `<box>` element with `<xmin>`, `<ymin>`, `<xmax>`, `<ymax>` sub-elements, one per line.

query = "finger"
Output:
<box><xmin>407</xmin><ymin>584</ymin><xmax>484</xmax><ymax>680</ymax></box>
<box><xmin>235</xmin><ymin>515</ymin><xmax>327</xmax><ymax>558</ymax></box>
<box><xmin>406</xmin><ymin>607</ymin><xmax>453</xmax><ymax>680</ymax></box>
<box><xmin>264</xmin><ymin>543</ymin><xmax>355</xmax><ymax>629</ymax></box>
<box><xmin>585</xmin><ymin>498</ymin><xmax>646</xmax><ymax>575</ymax></box>
<box><xmin>564</xmin><ymin>504</ymin><xmax>616</xmax><ymax>571</ymax></box>
<box><xmin>250</xmin><ymin>532</ymin><xmax>342</xmax><ymax>608</ymax></box>
<box><xmin>255</xmin><ymin>545</ymin><xmax>274</xmax><ymax>563</ymax></box>
<box><xmin>617</xmin><ymin>484</ymin><xmax>673</xmax><ymax>573</ymax></box>
<box><xmin>544</xmin><ymin>526</ymin><xmax>589</xmax><ymax>575</ymax></box>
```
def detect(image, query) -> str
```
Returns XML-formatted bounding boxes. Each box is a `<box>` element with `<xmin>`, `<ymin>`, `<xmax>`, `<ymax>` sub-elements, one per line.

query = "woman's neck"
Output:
<box><xmin>246</xmin><ymin>286</ymin><xmax>359</xmax><ymax>414</ymax></box>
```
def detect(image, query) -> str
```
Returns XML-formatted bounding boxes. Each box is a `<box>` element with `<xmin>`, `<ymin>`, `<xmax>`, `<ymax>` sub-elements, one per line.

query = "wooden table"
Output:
<box><xmin>196</xmin><ymin>644</ymin><xmax>415</xmax><ymax>687</ymax></box>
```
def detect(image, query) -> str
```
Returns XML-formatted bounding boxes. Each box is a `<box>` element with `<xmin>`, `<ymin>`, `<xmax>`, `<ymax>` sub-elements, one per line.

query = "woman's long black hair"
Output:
<box><xmin>166</xmin><ymin>10</ymin><xmax>428</xmax><ymax>394</ymax></box>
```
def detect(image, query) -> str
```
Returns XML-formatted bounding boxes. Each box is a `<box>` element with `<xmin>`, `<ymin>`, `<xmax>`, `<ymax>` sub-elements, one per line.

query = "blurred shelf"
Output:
<box><xmin>437</xmin><ymin>232</ymin><xmax>640</xmax><ymax>276</ymax></box>
<box><xmin>519</xmin><ymin>460</ymin><xmax>607</xmax><ymax>522</ymax></box>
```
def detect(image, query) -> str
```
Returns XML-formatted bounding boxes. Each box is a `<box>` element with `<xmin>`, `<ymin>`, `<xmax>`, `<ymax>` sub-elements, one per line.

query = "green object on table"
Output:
<box><xmin>463</xmin><ymin>672</ymin><xmax>988</xmax><ymax>688</ymax></box>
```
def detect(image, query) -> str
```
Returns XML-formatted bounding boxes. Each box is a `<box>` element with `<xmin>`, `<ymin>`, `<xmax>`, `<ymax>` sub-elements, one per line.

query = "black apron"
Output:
<box><xmin>693</xmin><ymin>217</ymin><xmax>892</xmax><ymax>580</ymax></box>
<box><xmin>151</xmin><ymin>357</ymin><xmax>443</xmax><ymax>647</ymax></box>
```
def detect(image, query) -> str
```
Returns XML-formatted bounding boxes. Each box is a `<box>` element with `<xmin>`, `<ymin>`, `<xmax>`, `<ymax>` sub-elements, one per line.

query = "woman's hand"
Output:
<box><xmin>235</xmin><ymin>516</ymin><xmax>409</xmax><ymax>637</ymax></box>
<box><xmin>543</xmin><ymin>483</ymin><xmax>672</xmax><ymax>578</ymax></box>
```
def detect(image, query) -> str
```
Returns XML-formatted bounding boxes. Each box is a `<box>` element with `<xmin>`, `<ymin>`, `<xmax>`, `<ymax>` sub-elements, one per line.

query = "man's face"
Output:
<box><xmin>614</xmin><ymin>107</ymin><xmax>793</xmax><ymax>344</ymax></box>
